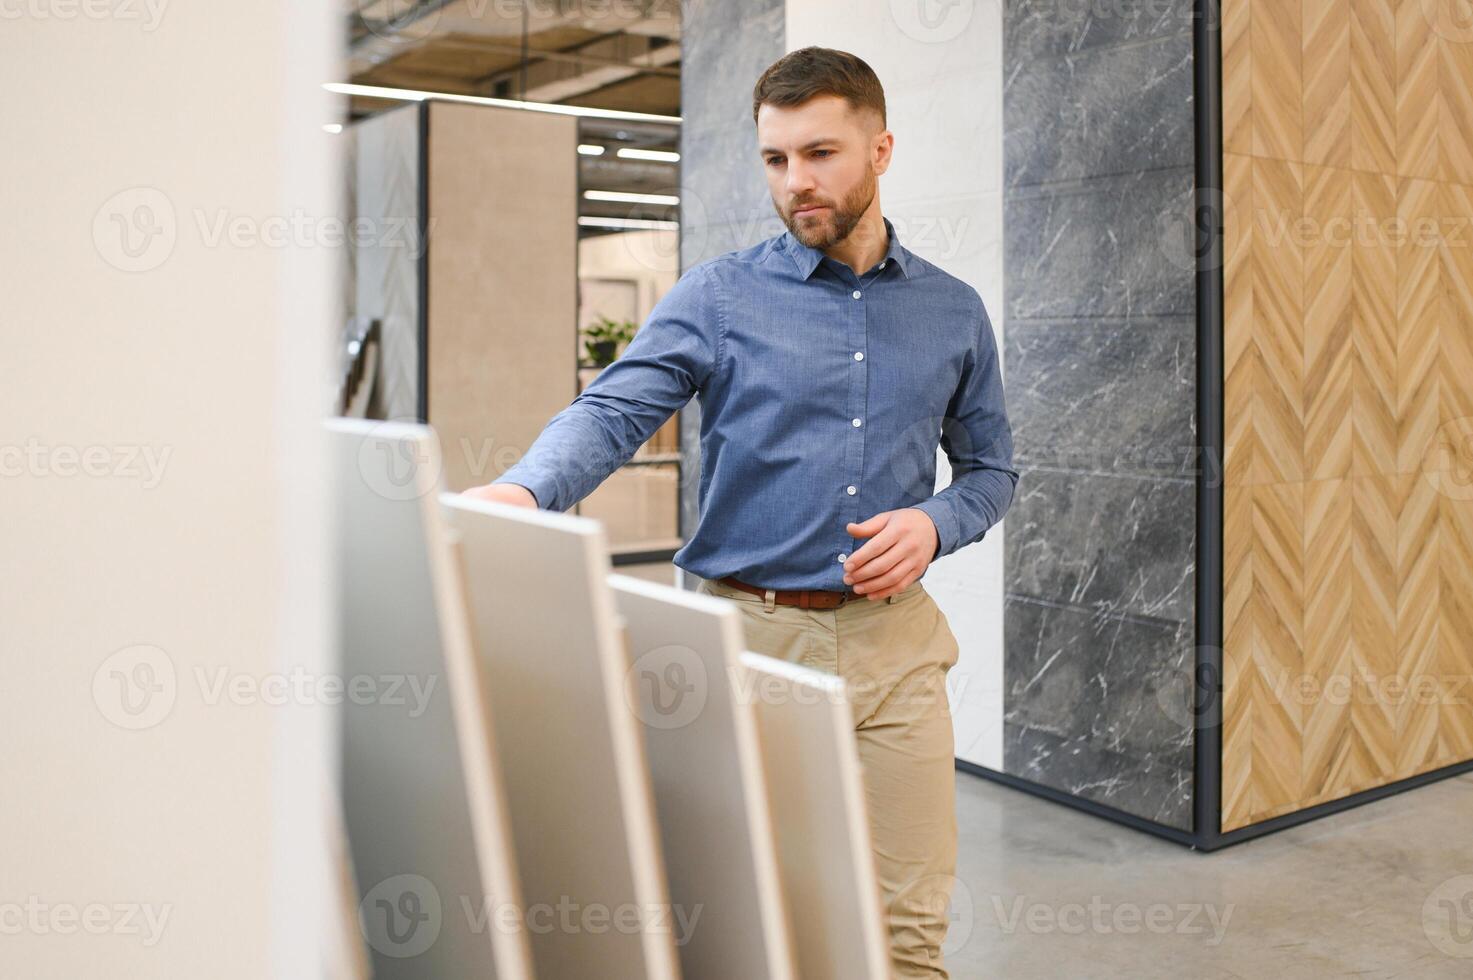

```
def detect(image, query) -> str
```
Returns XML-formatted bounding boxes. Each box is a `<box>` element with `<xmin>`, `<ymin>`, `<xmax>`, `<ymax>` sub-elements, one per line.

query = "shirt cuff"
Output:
<box><xmin>910</xmin><ymin>497</ymin><xmax>959</xmax><ymax>560</ymax></box>
<box><xmin>492</xmin><ymin>470</ymin><xmax>553</xmax><ymax>510</ymax></box>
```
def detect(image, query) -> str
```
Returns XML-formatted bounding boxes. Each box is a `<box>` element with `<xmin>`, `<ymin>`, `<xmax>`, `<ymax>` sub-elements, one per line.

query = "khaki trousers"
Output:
<box><xmin>696</xmin><ymin>575</ymin><xmax>960</xmax><ymax>980</ymax></box>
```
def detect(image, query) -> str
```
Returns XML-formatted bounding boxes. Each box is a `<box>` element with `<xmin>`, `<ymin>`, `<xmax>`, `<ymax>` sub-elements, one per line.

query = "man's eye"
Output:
<box><xmin>814</xmin><ymin>150</ymin><xmax>831</xmax><ymax>158</ymax></box>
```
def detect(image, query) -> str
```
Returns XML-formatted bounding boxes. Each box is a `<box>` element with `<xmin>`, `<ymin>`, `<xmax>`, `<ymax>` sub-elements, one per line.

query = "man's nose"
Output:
<box><xmin>785</xmin><ymin>160</ymin><xmax>815</xmax><ymax>196</ymax></box>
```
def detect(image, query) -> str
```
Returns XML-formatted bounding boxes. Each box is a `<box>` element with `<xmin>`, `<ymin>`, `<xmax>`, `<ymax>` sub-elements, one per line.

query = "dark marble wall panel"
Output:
<box><xmin>1006</xmin><ymin>470</ymin><xmax>1195</xmax><ymax>622</ymax></box>
<box><xmin>1005</xmin><ymin>598</ymin><xmax>1195</xmax><ymax>826</ymax></box>
<box><xmin>1005</xmin><ymin>169</ymin><xmax>1197</xmax><ymax>321</ymax></box>
<box><xmin>1001</xmin><ymin>1</ymin><xmax>1198</xmax><ymax>829</ymax></box>
<box><xmin>1007</xmin><ymin>0</ymin><xmax>1196</xmax><ymax>57</ymax></box>
<box><xmin>1004</xmin><ymin>29</ymin><xmax>1195</xmax><ymax>186</ymax></box>
<box><xmin>676</xmin><ymin>0</ymin><xmax>784</xmax><ymax>557</ymax></box>
<box><xmin>1005</xmin><ymin>317</ymin><xmax>1197</xmax><ymax>477</ymax></box>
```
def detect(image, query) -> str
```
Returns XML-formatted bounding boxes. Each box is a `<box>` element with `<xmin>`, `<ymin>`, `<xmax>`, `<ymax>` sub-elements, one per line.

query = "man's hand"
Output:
<box><xmin>462</xmin><ymin>482</ymin><xmax>539</xmax><ymax>509</ymax></box>
<box><xmin>842</xmin><ymin>508</ymin><xmax>940</xmax><ymax>600</ymax></box>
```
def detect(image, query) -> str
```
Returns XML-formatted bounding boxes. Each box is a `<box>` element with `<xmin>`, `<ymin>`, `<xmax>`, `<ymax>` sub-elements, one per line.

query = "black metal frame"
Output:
<box><xmin>957</xmin><ymin>0</ymin><xmax>1473</xmax><ymax>851</ymax></box>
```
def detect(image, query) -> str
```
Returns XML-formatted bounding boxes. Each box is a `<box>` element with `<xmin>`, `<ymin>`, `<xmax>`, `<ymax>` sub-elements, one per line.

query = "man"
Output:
<box><xmin>466</xmin><ymin>45</ymin><xmax>1017</xmax><ymax>979</ymax></box>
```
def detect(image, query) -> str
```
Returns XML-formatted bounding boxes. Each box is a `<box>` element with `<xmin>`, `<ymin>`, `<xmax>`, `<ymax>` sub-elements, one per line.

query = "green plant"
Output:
<box><xmin>582</xmin><ymin>314</ymin><xmax>639</xmax><ymax>367</ymax></box>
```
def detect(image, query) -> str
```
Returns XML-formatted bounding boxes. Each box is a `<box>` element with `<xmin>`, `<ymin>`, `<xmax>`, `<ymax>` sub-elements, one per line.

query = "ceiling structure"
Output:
<box><xmin>343</xmin><ymin>0</ymin><xmax>683</xmax><ymax>231</ymax></box>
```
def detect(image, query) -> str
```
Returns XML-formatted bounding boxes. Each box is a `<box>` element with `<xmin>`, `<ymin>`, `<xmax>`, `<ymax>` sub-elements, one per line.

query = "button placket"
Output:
<box><xmin>842</xmin><ymin>277</ymin><xmax>869</xmax><ymax>569</ymax></box>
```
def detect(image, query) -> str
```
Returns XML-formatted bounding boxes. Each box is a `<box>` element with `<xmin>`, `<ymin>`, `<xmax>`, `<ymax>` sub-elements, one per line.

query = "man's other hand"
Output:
<box><xmin>842</xmin><ymin>508</ymin><xmax>940</xmax><ymax>600</ymax></box>
<box><xmin>462</xmin><ymin>482</ymin><xmax>539</xmax><ymax>509</ymax></box>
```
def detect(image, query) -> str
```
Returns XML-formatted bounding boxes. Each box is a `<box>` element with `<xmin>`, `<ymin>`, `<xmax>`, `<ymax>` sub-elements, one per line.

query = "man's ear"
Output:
<box><xmin>872</xmin><ymin>129</ymin><xmax>894</xmax><ymax>176</ymax></box>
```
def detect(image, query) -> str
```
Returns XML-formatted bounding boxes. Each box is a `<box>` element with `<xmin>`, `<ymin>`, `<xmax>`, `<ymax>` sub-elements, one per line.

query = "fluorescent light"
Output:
<box><xmin>584</xmin><ymin>190</ymin><xmax>679</xmax><ymax>205</ymax></box>
<box><xmin>323</xmin><ymin>123</ymin><xmax>343</xmax><ymax>134</ymax></box>
<box><xmin>579</xmin><ymin>216</ymin><xmax>680</xmax><ymax>231</ymax></box>
<box><xmin>577</xmin><ymin>144</ymin><xmax>606</xmax><ymax>156</ymax></box>
<box><xmin>617</xmin><ymin>147</ymin><xmax>680</xmax><ymax>163</ymax></box>
<box><xmin>322</xmin><ymin>82</ymin><xmax>682</xmax><ymax>124</ymax></box>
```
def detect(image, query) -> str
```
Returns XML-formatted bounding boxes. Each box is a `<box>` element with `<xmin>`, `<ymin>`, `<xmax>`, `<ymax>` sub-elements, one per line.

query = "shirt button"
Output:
<box><xmin>846</xmin><ymin>486</ymin><xmax>857</xmax><ymax>495</ymax></box>
<box><xmin>853</xmin><ymin>351</ymin><xmax>864</xmax><ymax>361</ymax></box>
<box><xmin>837</xmin><ymin>553</ymin><xmax>848</xmax><ymax>563</ymax></box>
<box><xmin>852</xmin><ymin>290</ymin><xmax>861</xmax><ymax>299</ymax></box>
<box><xmin>852</xmin><ymin>418</ymin><xmax>862</xmax><ymax>427</ymax></box>
<box><xmin>879</xmin><ymin>260</ymin><xmax>886</xmax><ymax>269</ymax></box>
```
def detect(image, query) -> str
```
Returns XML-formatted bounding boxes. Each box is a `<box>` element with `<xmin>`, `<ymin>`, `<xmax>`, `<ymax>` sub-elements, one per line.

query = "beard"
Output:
<box><xmin>777</xmin><ymin>164</ymin><xmax>877</xmax><ymax>250</ymax></box>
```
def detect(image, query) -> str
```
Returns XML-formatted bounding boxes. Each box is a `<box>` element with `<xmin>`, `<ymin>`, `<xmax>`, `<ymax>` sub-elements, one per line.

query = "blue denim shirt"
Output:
<box><xmin>494</xmin><ymin>215</ymin><xmax>1018</xmax><ymax>590</ymax></box>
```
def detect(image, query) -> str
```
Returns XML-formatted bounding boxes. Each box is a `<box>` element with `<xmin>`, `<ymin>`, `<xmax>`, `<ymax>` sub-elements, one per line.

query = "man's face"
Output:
<box><xmin>757</xmin><ymin>94</ymin><xmax>887</xmax><ymax>250</ymax></box>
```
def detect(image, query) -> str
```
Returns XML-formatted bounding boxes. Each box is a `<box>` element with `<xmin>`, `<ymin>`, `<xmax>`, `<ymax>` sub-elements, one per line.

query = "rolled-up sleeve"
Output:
<box><xmin>911</xmin><ymin>295</ymin><xmax>1018</xmax><ymax>559</ymax></box>
<box><xmin>493</xmin><ymin>262</ymin><xmax>722</xmax><ymax>511</ymax></box>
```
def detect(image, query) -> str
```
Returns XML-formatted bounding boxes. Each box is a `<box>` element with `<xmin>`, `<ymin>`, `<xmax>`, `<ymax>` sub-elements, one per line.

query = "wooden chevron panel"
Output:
<box><xmin>1437</xmin><ymin>6</ymin><xmax>1473</xmax><ymax>185</ymax></box>
<box><xmin>1222</xmin><ymin>0</ymin><xmax>1252</xmax><ymax>157</ymax></box>
<box><xmin>1394</xmin><ymin>471</ymin><xmax>1441</xmax><ymax>775</ymax></box>
<box><xmin>1250</xmin><ymin>0</ymin><xmax>1303</xmax><ymax>162</ymax></box>
<box><xmin>1221</xmin><ymin>0</ymin><xmax>1473</xmax><ymax>831</ymax></box>
<box><xmin>1348</xmin><ymin>473</ymin><xmax>1398</xmax><ymax>790</ymax></box>
<box><xmin>1303</xmin><ymin>165</ymin><xmax>1354</xmax><ymax>479</ymax></box>
<box><xmin>1303</xmin><ymin>0</ymin><xmax>1351</xmax><ymax>168</ymax></box>
<box><xmin>1350</xmin><ymin>0</ymin><xmax>1397</xmax><ymax>175</ymax></box>
<box><xmin>1441</xmin><ymin>181</ymin><xmax>1473</xmax><ymax>429</ymax></box>
<box><xmin>1252</xmin><ymin>158</ymin><xmax>1307</xmax><ymax>484</ymax></box>
<box><xmin>1440</xmin><ymin>493</ymin><xmax>1473</xmax><ymax>763</ymax></box>
<box><xmin>1221</xmin><ymin>483</ymin><xmax>1255</xmax><ymax>828</ymax></box>
<box><xmin>1224</xmin><ymin>152</ymin><xmax>1259</xmax><ymax>487</ymax></box>
<box><xmin>1301</xmin><ymin>477</ymin><xmax>1353</xmax><ymax>798</ymax></box>
<box><xmin>1352</xmin><ymin>171</ymin><xmax>1399</xmax><ymax>475</ymax></box>
<box><xmin>1397</xmin><ymin>177</ymin><xmax>1443</xmax><ymax>473</ymax></box>
<box><xmin>1396</xmin><ymin>0</ymin><xmax>1441</xmax><ymax>180</ymax></box>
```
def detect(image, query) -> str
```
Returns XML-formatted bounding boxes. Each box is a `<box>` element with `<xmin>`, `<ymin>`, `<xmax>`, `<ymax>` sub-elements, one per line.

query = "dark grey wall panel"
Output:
<box><xmin>1005</xmin><ymin>316</ymin><xmax>1197</xmax><ymax>477</ymax></box>
<box><xmin>1006</xmin><ymin>0</ymin><xmax>1196</xmax><ymax>57</ymax></box>
<box><xmin>1006</xmin><ymin>470</ymin><xmax>1195</xmax><ymax>623</ymax></box>
<box><xmin>1004</xmin><ymin>597</ymin><xmax>1194</xmax><ymax>827</ymax></box>
<box><xmin>1005</xmin><ymin>169</ymin><xmax>1197</xmax><ymax>321</ymax></box>
<box><xmin>1001</xmin><ymin>2</ymin><xmax>1198</xmax><ymax>829</ymax></box>
<box><xmin>1004</xmin><ymin>31</ymin><xmax>1195</xmax><ymax>186</ymax></box>
<box><xmin>677</xmin><ymin>0</ymin><xmax>784</xmax><ymax>562</ymax></box>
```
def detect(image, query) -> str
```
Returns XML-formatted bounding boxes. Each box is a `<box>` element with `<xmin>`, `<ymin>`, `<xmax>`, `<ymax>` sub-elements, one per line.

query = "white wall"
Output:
<box><xmin>785</xmin><ymin>0</ymin><xmax>1008</xmax><ymax>768</ymax></box>
<box><xmin>0</xmin><ymin>3</ymin><xmax>337</xmax><ymax>976</ymax></box>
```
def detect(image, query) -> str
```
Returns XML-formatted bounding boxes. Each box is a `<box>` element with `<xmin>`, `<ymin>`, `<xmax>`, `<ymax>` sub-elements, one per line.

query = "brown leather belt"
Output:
<box><xmin>718</xmin><ymin>575</ymin><xmax>854</xmax><ymax>609</ymax></box>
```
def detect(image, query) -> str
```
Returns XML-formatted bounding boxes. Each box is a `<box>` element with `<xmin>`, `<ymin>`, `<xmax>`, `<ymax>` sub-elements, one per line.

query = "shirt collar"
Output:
<box><xmin>783</xmin><ymin>214</ymin><xmax>911</xmax><ymax>281</ymax></box>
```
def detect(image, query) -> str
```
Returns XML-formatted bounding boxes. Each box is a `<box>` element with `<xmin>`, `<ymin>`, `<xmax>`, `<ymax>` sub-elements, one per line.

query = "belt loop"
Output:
<box><xmin>763</xmin><ymin>588</ymin><xmax>776</xmax><ymax>613</ymax></box>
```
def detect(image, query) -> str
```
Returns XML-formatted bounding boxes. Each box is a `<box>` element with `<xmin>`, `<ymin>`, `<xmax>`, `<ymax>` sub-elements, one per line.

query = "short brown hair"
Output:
<box><xmin>751</xmin><ymin>46</ymin><xmax>886</xmax><ymax>129</ymax></box>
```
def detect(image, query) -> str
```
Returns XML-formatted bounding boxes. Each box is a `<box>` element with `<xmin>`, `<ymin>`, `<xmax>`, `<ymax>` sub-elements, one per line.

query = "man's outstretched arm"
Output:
<box><xmin>468</xmin><ymin>262</ymin><xmax>721</xmax><ymax>511</ymax></box>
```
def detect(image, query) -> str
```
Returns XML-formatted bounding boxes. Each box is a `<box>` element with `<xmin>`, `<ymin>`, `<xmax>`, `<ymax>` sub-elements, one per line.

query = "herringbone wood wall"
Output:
<box><xmin>1221</xmin><ymin>0</ymin><xmax>1473</xmax><ymax>831</ymax></box>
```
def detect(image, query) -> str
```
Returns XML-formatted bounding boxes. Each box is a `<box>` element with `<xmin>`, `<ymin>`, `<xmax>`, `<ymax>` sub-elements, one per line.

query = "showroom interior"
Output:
<box><xmin>6</xmin><ymin>0</ymin><xmax>1473</xmax><ymax>977</ymax></box>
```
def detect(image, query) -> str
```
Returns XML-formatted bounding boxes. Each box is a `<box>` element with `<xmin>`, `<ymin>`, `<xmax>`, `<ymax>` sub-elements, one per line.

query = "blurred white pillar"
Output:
<box><xmin>0</xmin><ymin>2</ymin><xmax>338</xmax><ymax>977</ymax></box>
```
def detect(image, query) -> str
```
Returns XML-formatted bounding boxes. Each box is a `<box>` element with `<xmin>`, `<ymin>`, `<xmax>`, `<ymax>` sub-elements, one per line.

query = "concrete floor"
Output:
<box><xmin>947</xmin><ymin>770</ymin><xmax>1473</xmax><ymax>978</ymax></box>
